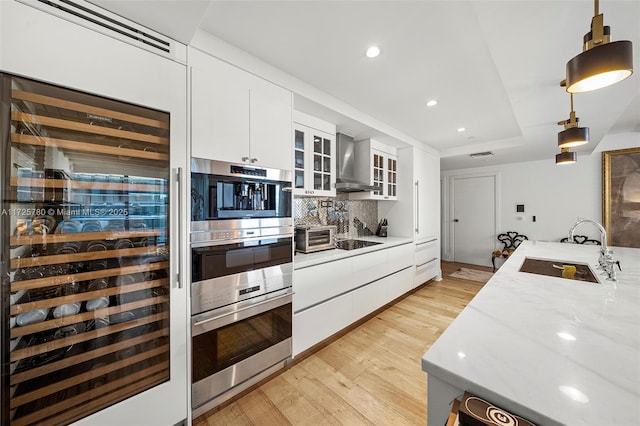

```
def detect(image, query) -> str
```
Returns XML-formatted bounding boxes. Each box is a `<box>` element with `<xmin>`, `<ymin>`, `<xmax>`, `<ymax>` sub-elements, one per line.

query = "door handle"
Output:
<box><xmin>175</xmin><ymin>167</ymin><xmax>183</xmax><ymax>289</ymax></box>
<box><xmin>453</xmin><ymin>219</ymin><xmax>459</xmax><ymax>222</ymax></box>
<box><xmin>415</xmin><ymin>180</ymin><xmax>419</xmax><ymax>234</ymax></box>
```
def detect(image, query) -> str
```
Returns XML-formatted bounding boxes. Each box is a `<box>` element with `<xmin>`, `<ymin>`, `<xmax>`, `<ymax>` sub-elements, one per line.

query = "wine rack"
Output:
<box><xmin>2</xmin><ymin>74</ymin><xmax>171</xmax><ymax>425</ymax></box>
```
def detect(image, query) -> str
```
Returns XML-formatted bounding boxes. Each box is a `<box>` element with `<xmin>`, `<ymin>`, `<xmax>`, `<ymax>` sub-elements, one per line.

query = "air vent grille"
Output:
<box><xmin>469</xmin><ymin>151</ymin><xmax>494</xmax><ymax>159</ymax></box>
<box><xmin>19</xmin><ymin>0</ymin><xmax>175</xmax><ymax>58</ymax></box>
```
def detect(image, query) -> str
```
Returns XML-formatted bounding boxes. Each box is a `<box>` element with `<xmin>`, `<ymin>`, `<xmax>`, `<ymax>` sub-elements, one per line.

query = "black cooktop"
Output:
<box><xmin>335</xmin><ymin>239</ymin><xmax>382</xmax><ymax>250</ymax></box>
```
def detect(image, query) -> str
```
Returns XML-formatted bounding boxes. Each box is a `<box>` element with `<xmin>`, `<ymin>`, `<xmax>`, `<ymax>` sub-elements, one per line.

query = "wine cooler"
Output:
<box><xmin>1</xmin><ymin>73</ymin><xmax>172</xmax><ymax>425</ymax></box>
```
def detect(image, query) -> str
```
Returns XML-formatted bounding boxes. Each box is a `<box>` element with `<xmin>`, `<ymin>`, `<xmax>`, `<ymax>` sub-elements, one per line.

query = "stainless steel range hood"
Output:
<box><xmin>335</xmin><ymin>133</ymin><xmax>377</xmax><ymax>192</ymax></box>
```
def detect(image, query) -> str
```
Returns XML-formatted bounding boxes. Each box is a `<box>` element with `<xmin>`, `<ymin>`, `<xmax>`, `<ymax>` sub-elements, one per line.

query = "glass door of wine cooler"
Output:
<box><xmin>1</xmin><ymin>73</ymin><xmax>172</xmax><ymax>425</ymax></box>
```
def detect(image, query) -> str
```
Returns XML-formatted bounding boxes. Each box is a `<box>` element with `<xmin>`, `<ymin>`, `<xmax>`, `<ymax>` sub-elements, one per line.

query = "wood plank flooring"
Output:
<box><xmin>193</xmin><ymin>261</ymin><xmax>489</xmax><ymax>425</ymax></box>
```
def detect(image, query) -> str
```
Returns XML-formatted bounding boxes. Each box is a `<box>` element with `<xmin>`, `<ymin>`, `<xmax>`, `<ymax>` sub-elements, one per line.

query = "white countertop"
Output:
<box><xmin>293</xmin><ymin>236</ymin><xmax>413</xmax><ymax>269</ymax></box>
<box><xmin>422</xmin><ymin>240</ymin><xmax>640</xmax><ymax>425</ymax></box>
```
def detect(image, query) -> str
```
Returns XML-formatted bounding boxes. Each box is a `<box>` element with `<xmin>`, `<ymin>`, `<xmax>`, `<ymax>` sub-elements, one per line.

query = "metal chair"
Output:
<box><xmin>492</xmin><ymin>231</ymin><xmax>528</xmax><ymax>271</ymax></box>
<box><xmin>560</xmin><ymin>235</ymin><xmax>601</xmax><ymax>245</ymax></box>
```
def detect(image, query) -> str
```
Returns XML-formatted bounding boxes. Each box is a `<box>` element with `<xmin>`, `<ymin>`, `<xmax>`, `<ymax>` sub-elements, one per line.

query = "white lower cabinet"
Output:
<box><xmin>352</xmin><ymin>277</ymin><xmax>387</xmax><ymax>320</ymax></box>
<box><xmin>415</xmin><ymin>258</ymin><xmax>440</xmax><ymax>287</ymax></box>
<box><xmin>293</xmin><ymin>257</ymin><xmax>351</xmax><ymax>312</ymax></box>
<box><xmin>293</xmin><ymin>243</ymin><xmax>415</xmax><ymax>357</ymax></box>
<box><xmin>352</xmin><ymin>248</ymin><xmax>388</xmax><ymax>288</ymax></box>
<box><xmin>387</xmin><ymin>242</ymin><xmax>414</xmax><ymax>272</ymax></box>
<box><xmin>293</xmin><ymin>292</ymin><xmax>352</xmax><ymax>356</ymax></box>
<box><xmin>415</xmin><ymin>238</ymin><xmax>440</xmax><ymax>287</ymax></box>
<box><xmin>387</xmin><ymin>267</ymin><xmax>414</xmax><ymax>301</ymax></box>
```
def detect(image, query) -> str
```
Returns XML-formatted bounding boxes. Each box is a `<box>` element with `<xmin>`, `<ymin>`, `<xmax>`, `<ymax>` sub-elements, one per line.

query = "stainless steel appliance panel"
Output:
<box><xmin>191</xmin><ymin>292</ymin><xmax>292</xmax><ymax>410</ymax></box>
<box><xmin>191</xmin><ymin>264</ymin><xmax>293</xmax><ymax>316</ymax></box>
<box><xmin>191</xmin><ymin>158</ymin><xmax>292</xmax><ymax>224</ymax></box>
<box><xmin>190</xmin><ymin>218</ymin><xmax>293</xmax><ymax>247</ymax></box>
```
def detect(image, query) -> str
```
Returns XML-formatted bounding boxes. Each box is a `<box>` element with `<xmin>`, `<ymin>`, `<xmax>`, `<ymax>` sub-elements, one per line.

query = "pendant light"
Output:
<box><xmin>566</xmin><ymin>0</ymin><xmax>633</xmax><ymax>93</ymax></box>
<box><xmin>556</xmin><ymin>148</ymin><xmax>577</xmax><ymax>165</ymax></box>
<box><xmin>557</xmin><ymin>88</ymin><xmax>589</xmax><ymax>148</ymax></box>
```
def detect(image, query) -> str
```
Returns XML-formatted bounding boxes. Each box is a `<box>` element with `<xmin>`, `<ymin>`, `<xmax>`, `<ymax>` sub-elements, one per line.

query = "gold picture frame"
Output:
<box><xmin>602</xmin><ymin>147</ymin><xmax>640</xmax><ymax>248</ymax></box>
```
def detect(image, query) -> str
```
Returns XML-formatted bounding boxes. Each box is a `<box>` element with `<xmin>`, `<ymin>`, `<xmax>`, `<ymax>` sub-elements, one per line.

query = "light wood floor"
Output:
<box><xmin>193</xmin><ymin>261</ymin><xmax>490</xmax><ymax>426</ymax></box>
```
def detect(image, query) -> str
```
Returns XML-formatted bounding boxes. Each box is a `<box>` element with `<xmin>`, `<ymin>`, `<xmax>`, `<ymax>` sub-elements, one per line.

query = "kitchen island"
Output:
<box><xmin>422</xmin><ymin>240</ymin><xmax>640</xmax><ymax>425</ymax></box>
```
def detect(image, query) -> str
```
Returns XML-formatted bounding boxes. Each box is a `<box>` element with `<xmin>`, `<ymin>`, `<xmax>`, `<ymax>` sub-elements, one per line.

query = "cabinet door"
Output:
<box><xmin>292</xmin><ymin>124</ymin><xmax>336</xmax><ymax>197</ymax></box>
<box><xmin>293</xmin><ymin>292</ymin><xmax>352</xmax><ymax>356</ymax></box>
<box><xmin>416</xmin><ymin>151</ymin><xmax>439</xmax><ymax>238</ymax></box>
<box><xmin>309</xmin><ymin>129</ymin><xmax>335</xmax><ymax>197</ymax></box>
<box><xmin>352</xmin><ymin>277</ymin><xmax>387</xmax><ymax>321</ymax></box>
<box><xmin>415</xmin><ymin>238</ymin><xmax>440</xmax><ymax>286</ymax></box>
<box><xmin>1</xmin><ymin>4</ymin><xmax>188</xmax><ymax>425</ymax></box>
<box><xmin>293</xmin><ymin>125</ymin><xmax>307</xmax><ymax>192</ymax></box>
<box><xmin>387</xmin><ymin>243</ymin><xmax>414</xmax><ymax>273</ymax></box>
<box><xmin>352</xmin><ymin>249</ymin><xmax>388</xmax><ymax>288</ymax></box>
<box><xmin>387</xmin><ymin>267</ymin><xmax>414</xmax><ymax>301</ymax></box>
<box><xmin>372</xmin><ymin>150</ymin><xmax>386</xmax><ymax>198</ymax></box>
<box><xmin>190</xmin><ymin>50</ymin><xmax>249</xmax><ymax>162</ymax></box>
<box><xmin>249</xmin><ymin>79</ymin><xmax>292</xmax><ymax>170</ymax></box>
<box><xmin>293</xmin><ymin>258</ymin><xmax>352</xmax><ymax>312</ymax></box>
<box><xmin>387</xmin><ymin>155</ymin><xmax>398</xmax><ymax>199</ymax></box>
<box><xmin>370</xmin><ymin>150</ymin><xmax>397</xmax><ymax>200</ymax></box>
<box><xmin>351</xmin><ymin>140</ymin><xmax>397</xmax><ymax>201</ymax></box>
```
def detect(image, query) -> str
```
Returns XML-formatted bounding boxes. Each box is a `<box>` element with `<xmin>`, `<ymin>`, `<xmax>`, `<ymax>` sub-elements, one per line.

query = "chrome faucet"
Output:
<box><xmin>568</xmin><ymin>219</ymin><xmax>619</xmax><ymax>280</ymax></box>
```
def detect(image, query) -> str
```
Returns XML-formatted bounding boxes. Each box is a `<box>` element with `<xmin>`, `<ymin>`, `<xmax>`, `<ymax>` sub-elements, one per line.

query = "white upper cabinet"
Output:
<box><xmin>350</xmin><ymin>138</ymin><xmax>398</xmax><ymax>201</ymax></box>
<box><xmin>379</xmin><ymin>145</ymin><xmax>440</xmax><ymax>240</ymax></box>
<box><xmin>292</xmin><ymin>111</ymin><xmax>336</xmax><ymax>197</ymax></box>
<box><xmin>190</xmin><ymin>48</ymin><xmax>292</xmax><ymax>170</ymax></box>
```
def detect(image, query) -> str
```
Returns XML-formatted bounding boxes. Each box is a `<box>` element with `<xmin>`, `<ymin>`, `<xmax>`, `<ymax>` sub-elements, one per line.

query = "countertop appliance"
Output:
<box><xmin>190</xmin><ymin>158</ymin><xmax>294</xmax><ymax>417</ymax></box>
<box><xmin>335</xmin><ymin>133</ymin><xmax>378</xmax><ymax>193</ymax></box>
<box><xmin>295</xmin><ymin>225</ymin><xmax>337</xmax><ymax>253</ymax></box>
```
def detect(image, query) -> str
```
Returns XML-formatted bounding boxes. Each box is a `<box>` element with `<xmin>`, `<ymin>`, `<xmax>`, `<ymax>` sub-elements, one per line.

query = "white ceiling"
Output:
<box><xmin>90</xmin><ymin>0</ymin><xmax>640</xmax><ymax>170</ymax></box>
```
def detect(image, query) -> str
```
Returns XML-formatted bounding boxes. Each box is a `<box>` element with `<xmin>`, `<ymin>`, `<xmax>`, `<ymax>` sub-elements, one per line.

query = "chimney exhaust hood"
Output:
<box><xmin>335</xmin><ymin>133</ymin><xmax>377</xmax><ymax>193</ymax></box>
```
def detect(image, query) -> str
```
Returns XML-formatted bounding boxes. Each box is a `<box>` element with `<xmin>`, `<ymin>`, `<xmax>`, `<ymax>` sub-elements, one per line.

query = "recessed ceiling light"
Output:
<box><xmin>426</xmin><ymin>100</ymin><xmax>438</xmax><ymax>107</ymax></box>
<box><xmin>366</xmin><ymin>46</ymin><xmax>381</xmax><ymax>58</ymax></box>
<box><xmin>457</xmin><ymin>127</ymin><xmax>466</xmax><ymax>132</ymax></box>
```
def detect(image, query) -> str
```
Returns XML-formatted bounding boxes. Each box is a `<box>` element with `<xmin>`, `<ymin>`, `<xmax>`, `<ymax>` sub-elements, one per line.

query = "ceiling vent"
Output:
<box><xmin>19</xmin><ymin>0</ymin><xmax>178</xmax><ymax>60</ymax></box>
<box><xmin>469</xmin><ymin>151</ymin><xmax>494</xmax><ymax>159</ymax></box>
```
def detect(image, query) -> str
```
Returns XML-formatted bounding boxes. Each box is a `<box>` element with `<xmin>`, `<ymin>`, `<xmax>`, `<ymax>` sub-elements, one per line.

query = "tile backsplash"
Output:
<box><xmin>294</xmin><ymin>194</ymin><xmax>378</xmax><ymax>237</ymax></box>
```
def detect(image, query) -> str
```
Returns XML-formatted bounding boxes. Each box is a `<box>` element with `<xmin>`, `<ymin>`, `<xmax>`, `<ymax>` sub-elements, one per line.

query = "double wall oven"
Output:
<box><xmin>190</xmin><ymin>158</ymin><xmax>293</xmax><ymax>416</ymax></box>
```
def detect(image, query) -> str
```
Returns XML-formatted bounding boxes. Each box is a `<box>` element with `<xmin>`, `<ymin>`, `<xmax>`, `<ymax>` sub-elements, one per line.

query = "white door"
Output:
<box><xmin>452</xmin><ymin>175</ymin><xmax>496</xmax><ymax>266</ymax></box>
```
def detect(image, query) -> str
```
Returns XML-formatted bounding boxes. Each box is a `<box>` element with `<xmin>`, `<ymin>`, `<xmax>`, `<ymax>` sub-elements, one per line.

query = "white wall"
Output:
<box><xmin>441</xmin><ymin>152</ymin><xmax>604</xmax><ymax>261</ymax></box>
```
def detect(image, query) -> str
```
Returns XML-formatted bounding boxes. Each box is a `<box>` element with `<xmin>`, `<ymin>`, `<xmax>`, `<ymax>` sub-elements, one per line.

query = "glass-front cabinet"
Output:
<box><xmin>1</xmin><ymin>74</ymin><xmax>171</xmax><ymax>425</ymax></box>
<box><xmin>351</xmin><ymin>139</ymin><xmax>398</xmax><ymax>201</ymax></box>
<box><xmin>292</xmin><ymin>113</ymin><xmax>336</xmax><ymax>197</ymax></box>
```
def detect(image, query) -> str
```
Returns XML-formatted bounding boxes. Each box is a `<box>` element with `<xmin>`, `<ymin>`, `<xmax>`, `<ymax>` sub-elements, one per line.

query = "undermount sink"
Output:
<box><xmin>519</xmin><ymin>257</ymin><xmax>599</xmax><ymax>283</ymax></box>
<box><xmin>335</xmin><ymin>239</ymin><xmax>382</xmax><ymax>251</ymax></box>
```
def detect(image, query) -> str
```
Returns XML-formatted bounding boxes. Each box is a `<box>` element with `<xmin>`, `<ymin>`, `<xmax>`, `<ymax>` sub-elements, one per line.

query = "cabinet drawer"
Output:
<box><xmin>352</xmin><ymin>249</ymin><xmax>387</xmax><ymax>288</ymax></box>
<box><xmin>387</xmin><ymin>243</ymin><xmax>414</xmax><ymax>273</ymax></box>
<box><xmin>293</xmin><ymin>292</ymin><xmax>352</xmax><ymax>356</ymax></box>
<box><xmin>415</xmin><ymin>257</ymin><xmax>439</xmax><ymax>286</ymax></box>
<box><xmin>415</xmin><ymin>238</ymin><xmax>438</xmax><ymax>266</ymax></box>
<box><xmin>352</xmin><ymin>277</ymin><xmax>387</xmax><ymax>321</ymax></box>
<box><xmin>387</xmin><ymin>267</ymin><xmax>414</xmax><ymax>301</ymax></box>
<box><xmin>293</xmin><ymin>258</ymin><xmax>352</xmax><ymax>312</ymax></box>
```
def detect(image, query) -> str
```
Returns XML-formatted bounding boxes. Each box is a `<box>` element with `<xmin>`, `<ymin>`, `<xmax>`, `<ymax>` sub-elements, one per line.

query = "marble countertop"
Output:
<box><xmin>422</xmin><ymin>240</ymin><xmax>640</xmax><ymax>425</ymax></box>
<box><xmin>293</xmin><ymin>236</ymin><xmax>413</xmax><ymax>269</ymax></box>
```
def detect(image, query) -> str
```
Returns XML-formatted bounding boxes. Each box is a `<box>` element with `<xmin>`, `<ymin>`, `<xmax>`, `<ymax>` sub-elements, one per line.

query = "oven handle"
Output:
<box><xmin>190</xmin><ymin>233</ymin><xmax>293</xmax><ymax>248</ymax></box>
<box><xmin>192</xmin><ymin>291</ymin><xmax>292</xmax><ymax>333</ymax></box>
